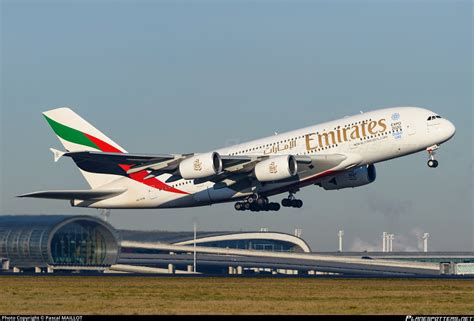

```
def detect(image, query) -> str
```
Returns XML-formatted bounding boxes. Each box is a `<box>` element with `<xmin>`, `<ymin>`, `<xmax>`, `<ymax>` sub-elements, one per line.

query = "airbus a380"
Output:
<box><xmin>20</xmin><ymin>106</ymin><xmax>455</xmax><ymax>212</ymax></box>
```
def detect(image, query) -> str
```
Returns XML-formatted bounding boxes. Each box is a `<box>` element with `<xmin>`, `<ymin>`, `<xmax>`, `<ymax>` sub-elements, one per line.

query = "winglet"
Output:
<box><xmin>50</xmin><ymin>148</ymin><xmax>66</xmax><ymax>162</ymax></box>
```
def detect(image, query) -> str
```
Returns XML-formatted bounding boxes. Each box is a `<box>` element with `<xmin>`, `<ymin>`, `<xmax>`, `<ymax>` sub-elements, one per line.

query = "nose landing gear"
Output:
<box><xmin>426</xmin><ymin>145</ymin><xmax>439</xmax><ymax>168</ymax></box>
<box><xmin>427</xmin><ymin>159</ymin><xmax>438</xmax><ymax>168</ymax></box>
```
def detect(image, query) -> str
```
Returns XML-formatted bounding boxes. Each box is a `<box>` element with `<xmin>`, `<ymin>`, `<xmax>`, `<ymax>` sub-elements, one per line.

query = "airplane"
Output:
<box><xmin>19</xmin><ymin>106</ymin><xmax>455</xmax><ymax>212</ymax></box>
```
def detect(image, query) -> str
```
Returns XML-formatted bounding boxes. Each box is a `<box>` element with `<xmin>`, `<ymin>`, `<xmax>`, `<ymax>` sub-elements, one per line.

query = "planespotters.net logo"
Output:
<box><xmin>406</xmin><ymin>316</ymin><xmax>474</xmax><ymax>321</ymax></box>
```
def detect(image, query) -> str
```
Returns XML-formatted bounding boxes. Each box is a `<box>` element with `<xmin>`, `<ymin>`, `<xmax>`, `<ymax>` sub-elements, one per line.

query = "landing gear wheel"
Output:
<box><xmin>235</xmin><ymin>195</ymin><xmax>279</xmax><ymax>212</ymax></box>
<box><xmin>249</xmin><ymin>203</ymin><xmax>260</xmax><ymax>212</ymax></box>
<box><xmin>282</xmin><ymin>198</ymin><xmax>291</xmax><ymax>207</ymax></box>
<box><xmin>234</xmin><ymin>202</ymin><xmax>243</xmax><ymax>211</ymax></box>
<box><xmin>427</xmin><ymin>159</ymin><xmax>438</xmax><ymax>168</ymax></box>
<box><xmin>282</xmin><ymin>194</ymin><xmax>303</xmax><ymax>208</ymax></box>
<box><xmin>268</xmin><ymin>202</ymin><xmax>281</xmax><ymax>211</ymax></box>
<box><xmin>256</xmin><ymin>197</ymin><xmax>268</xmax><ymax>207</ymax></box>
<box><xmin>291</xmin><ymin>199</ymin><xmax>303</xmax><ymax>208</ymax></box>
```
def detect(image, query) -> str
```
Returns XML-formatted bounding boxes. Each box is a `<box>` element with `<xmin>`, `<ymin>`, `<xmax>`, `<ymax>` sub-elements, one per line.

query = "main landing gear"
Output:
<box><xmin>426</xmin><ymin>145</ymin><xmax>439</xmax><ymax>168</ymax></box>
<box><xmin>234</xmin><ymin>194</ymin><xmax>281</xmax><ymax>212</ymax></box>
<box><xmin>281</xmin><ymin>193</ymin><xmax>303</xmax><ymax>208</ymax></box>
<box><xmin>234</xmin><ymin>192</ymin><xmax>305</xmax><ymax>212</ymax></box>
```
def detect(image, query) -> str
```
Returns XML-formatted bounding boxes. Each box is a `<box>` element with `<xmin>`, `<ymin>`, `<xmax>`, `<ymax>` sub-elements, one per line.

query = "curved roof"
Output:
<box><xmin>175</xmin><ymin>232</ymin><xmax>311</xmax><ymax>252</ymax></box>
<box><xmin>120</xmin><ymin>230</ymin><xmax>311</xmax><ymax>252</ymax></box>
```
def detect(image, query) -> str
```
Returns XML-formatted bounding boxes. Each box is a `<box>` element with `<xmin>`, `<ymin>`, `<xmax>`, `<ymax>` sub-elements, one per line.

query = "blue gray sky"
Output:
<box><xmin>1</xmin><ymin>0</ymin><xmax>472</xmax><ymax>251</ymax></box>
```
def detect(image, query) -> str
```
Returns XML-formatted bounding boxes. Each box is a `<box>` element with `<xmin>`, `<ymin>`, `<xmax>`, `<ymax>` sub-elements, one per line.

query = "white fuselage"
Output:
<box><xmin>82</xmin><ymin>107</ymin><xmax>455</xmax><ymax>209</ymax></box>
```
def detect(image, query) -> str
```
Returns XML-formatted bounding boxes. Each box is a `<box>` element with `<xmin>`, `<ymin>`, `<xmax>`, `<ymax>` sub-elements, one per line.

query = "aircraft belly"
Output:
<box><xmin>208</xmin><ymin>186</ymin><xmax>237</xmax><ymax>202</ymax></box>
<box><xmin>192</xmin><ymin>188</ymin><xmax>212</xmax><ymax>204</ymax></box>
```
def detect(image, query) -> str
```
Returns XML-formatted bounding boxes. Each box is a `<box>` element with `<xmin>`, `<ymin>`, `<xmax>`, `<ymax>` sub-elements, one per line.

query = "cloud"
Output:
<box><xmin>349</xmin><ymin>237</ymin><xmax>380</xmax><ymax>252</ymax></box>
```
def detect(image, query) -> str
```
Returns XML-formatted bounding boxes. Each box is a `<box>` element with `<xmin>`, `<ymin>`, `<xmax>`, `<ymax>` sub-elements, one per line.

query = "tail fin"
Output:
<box><xmin>43</xmin><ymin>107</ymin><xmax>127</xmax><ymax>188</ymax></box>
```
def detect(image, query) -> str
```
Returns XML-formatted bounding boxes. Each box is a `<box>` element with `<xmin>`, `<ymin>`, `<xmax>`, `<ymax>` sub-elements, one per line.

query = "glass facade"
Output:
<box><xmin>50</xmin><ymin>222</ymin><xmax>108</xmax><ymax>265</ymax></box>
<box><xmin>0</xmin><ymin>215</ymin><xmax>120</xmax><ymax>268</ymax></box>
<box><xmin>192</xmin><ymin>239</ymin><xmax>302</xmax><ymax>252</ymax></box>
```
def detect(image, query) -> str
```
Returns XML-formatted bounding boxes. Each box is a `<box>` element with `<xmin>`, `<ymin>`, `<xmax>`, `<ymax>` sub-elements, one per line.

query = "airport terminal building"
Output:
<box><xmin>0</xmin><ymin>215</ymin><xmax>120</xmax><ymax>269</ymax></box>
<box><xmin>120</xmin><ymin>230</ymin><xmax>311</xmax><ymax>253</ymax></box>
<box><xmin>0</xmin><ymin>215</ymin><xmax>311</xmax><ymax>273</ymax></box>
<box><xmin>1</xmin><ymin>214</ymin><xmax>473</xmax><ymax>276</ymax></box>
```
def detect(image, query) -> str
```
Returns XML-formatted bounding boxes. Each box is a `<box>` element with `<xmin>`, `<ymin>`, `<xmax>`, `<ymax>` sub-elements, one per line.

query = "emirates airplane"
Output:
<box><xmin>20</xmin><ymin>106</ymin><xmax>455</xmax><ymax>212</ymax></box>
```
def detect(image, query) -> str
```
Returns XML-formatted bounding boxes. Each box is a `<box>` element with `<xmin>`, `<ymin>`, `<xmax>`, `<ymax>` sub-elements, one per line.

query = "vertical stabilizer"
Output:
<box><xmin>43</xmin><ymin>107</ymin><xmax>127</xmax><ymax>188</ymax></box>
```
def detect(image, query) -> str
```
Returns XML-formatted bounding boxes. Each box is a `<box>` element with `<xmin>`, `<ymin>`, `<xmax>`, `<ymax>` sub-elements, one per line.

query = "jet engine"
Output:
<box><xmin>254</xmin><ymin>155</ymin><xmax>298</xmax><ymax>182</ymax></box>
<box><xmin>320</xmin><ymin>164</ymin><xmax>376</xmax><ymax>190</ymax></box>
<box><xmin>179</xmin><ymin>152</ymin><xmax>223</xmax><ymax>179</ymax></box>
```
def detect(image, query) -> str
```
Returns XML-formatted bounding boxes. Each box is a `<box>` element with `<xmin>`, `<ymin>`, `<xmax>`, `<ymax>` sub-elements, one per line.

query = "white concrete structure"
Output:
<box><xmin>109</xmin><ymin>264</ymin><xmax>198</xmax><ymax>274</ymax></box>
<box><xmin>337</xmin><ymin>230</ymin><xmax>344</xmax><ymax>252</ymax></box>
<box><xmin>382</xmin><ymin>232</ymin><xmax>387</xmax><ymax>252</ymax></box>
<box><xmin>121</xmin><ymin>241</ymin><xmax>440</xmax><ymax>274</ymax></box>
<box><xmin>1</xmin><ymin>258</ymin><xmax>9</xmax><ymax>271</ymax></box>
<box><xmin>422</xmin><ymin>233</ymin><xmax>430</xmax><ymax>252</ymax></box>
<box><xmin>388</xmin><ymin>234</ymin><xmax>394</xmax><ymax>252</ymax></box>
<box><xmin>294</xmin><ymin>228</ymin><xmax>302</xmax><ymax>238</ymax></box>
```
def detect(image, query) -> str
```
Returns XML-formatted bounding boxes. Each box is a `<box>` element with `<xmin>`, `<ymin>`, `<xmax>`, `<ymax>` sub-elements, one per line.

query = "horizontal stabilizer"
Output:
<box><xmin>17</xmin><ymin>189</ymin><xmax>126</xmax><ymax>201</ymax></box>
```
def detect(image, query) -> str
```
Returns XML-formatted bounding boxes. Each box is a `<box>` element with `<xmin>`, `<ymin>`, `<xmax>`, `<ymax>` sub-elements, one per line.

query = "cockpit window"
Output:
<box><xmin>427</xmin><ymin>115</ymin><xmax>442</xmax><ymax>121</ymax></box>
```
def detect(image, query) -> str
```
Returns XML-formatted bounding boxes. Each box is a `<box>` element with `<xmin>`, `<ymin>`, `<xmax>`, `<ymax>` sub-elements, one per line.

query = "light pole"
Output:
<box><xmin>193</xmin><ymin>221</ymin><xmax>197</xmax><ymax>273</ymax></box>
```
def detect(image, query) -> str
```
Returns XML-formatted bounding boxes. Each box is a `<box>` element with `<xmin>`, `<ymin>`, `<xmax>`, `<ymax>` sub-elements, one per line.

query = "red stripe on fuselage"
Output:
<box><xmin>84</xmin><ymin>133</ymin><xmax>189</xmax><ymax>195</ymax></box>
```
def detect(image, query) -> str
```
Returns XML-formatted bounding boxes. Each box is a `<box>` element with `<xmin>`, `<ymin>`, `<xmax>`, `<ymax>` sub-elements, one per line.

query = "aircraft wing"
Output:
<box><xmin>220</xmin><ymin>154</ymin><xmax>353</xmax><ymax>174</ymax></box>
<box><xmin>51</xmin><ymin>150</ymin><xmax>306</xmax><ymax>178</ymax></box>
<box><xmin>52</xmin><ymin>149</ymin><xmax>189</xmax><ymax>176</ymax></box>
<box><xmin>197</xmin><ymin>153</ymin><xmax>357</xmax><ymax>186</ymax></box>
<box><xmin>56</xmin><ymin>150</ymin><xmax>183</xmax><ymax>165</ymax></box>
<box><xmin>17</xmin><ymin>189</ymin><xmax>126</xmax><ymax>200</ymax></box>
<box><xmin>51</xmin><ymin>149</ymin><xmax>361</xmax><ymax>181</ymax></box>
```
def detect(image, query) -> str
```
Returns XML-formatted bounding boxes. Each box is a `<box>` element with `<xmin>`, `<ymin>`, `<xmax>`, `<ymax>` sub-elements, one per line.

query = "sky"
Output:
<box><xmin>1</xmin><ymin>0</ymin><xmax>472</xmax><ymax>252</ymax></box>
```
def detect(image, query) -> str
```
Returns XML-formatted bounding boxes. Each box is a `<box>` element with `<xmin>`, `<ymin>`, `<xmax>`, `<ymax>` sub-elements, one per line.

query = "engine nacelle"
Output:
<box><xmin>254</xmin><ymin>155</ymin><xmax>298</xmax><ymax>182</ymax></box>
<box><xmin>320</xmin><ymin>164</ymin><xmax>376</xmax><ymax>190</ymax></box>
<box><xmin>179</xmin><ymin>152</ymin><xmax>223</xmax><ymax>179</ymax></box>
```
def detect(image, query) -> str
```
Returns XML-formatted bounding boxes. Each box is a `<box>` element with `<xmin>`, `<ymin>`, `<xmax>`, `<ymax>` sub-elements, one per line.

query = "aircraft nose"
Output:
<box><xmin>445</xmin><ymin>119</ymin><xmax>456</xmax><ymax>139</ymax></box>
